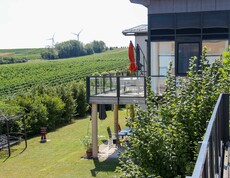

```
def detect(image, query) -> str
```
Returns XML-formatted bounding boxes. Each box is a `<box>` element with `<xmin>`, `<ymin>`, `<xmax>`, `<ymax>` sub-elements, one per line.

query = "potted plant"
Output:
<box><xmin>81</xmin><ymin>135</ymin><xmax>92</xmax><ymax>158</ymax></box>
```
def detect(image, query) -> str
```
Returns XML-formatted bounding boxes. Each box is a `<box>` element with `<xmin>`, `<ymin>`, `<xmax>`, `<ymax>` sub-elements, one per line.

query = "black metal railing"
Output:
<box><xmin>186</xmin><ymin>94</ymin><xmax>230</xmax><ymax>178</ymax></box>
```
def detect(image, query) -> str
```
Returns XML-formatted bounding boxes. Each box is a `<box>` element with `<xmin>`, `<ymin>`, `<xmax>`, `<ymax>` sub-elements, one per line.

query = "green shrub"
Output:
<box><xmin>117</xmin><ymin>47</ymin><xmax>230</xmax><ymax>177</ymax></box>
<box><xmin>71</xmin><ymin>81</ymin><xmax>88</xmax><ymax>117</ymax></box>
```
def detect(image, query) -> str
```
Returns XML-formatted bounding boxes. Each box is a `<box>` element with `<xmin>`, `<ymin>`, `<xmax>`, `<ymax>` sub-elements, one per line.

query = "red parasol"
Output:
<box><xmin>128</xmin><ymin>41</ymin><xmax>138</xmax><ymax>73</ymax></box>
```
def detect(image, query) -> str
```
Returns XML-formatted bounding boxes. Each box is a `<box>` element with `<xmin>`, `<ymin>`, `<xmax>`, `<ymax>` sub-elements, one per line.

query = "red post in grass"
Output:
<box><xmin>40</xmin><ymin>127</ymin><xmax>47</xmax><ymax>143</ymax></box>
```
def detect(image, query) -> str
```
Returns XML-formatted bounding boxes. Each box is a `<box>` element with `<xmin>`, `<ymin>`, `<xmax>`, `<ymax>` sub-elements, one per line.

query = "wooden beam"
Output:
<box><xmin>114</xmin><ymin>104</ymin><xmax>119</xmax><ymax>145</ymax></box>
<box><xmin>92</xmin><ymin>103</ymin><xmax>98</xmax><ymax>158</ymax></box>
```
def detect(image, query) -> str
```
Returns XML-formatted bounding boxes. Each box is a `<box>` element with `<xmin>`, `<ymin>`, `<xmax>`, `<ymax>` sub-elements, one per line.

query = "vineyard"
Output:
<box><xmin>0</xmin><ymin>48</ymin><xmax>129</xmax><ymax>99</ymax></box>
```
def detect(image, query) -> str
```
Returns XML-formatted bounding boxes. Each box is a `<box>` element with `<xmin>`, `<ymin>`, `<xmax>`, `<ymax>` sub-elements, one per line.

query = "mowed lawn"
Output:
<box><xmin>0</xmin><ymin>109</ymin><xmax>128</xmax><ymax>178</ymax></box>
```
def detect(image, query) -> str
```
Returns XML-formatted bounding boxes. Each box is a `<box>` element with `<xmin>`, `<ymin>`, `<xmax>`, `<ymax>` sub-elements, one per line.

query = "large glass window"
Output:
<box><xmin>151</xmin><ymin>41</ymin><xmax>175</xmax><ymax>95</ymax></box>
<box><xmin>151</xmin><ymin>41</ymin><xmax>175</xmax><ymax>76</ymax></box>
<box><xmin>177</xmin><ymin>42</ymin><xmax>200</xmax><ymax>75</ymax></box>
<box><xmin>202</xmin><ymin>40</ymin><xmax>228</xmax><ymax>63</ymax></box>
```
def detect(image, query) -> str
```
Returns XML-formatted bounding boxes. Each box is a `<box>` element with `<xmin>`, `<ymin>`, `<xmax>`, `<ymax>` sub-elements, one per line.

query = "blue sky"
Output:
<box><xmin>0</xmin><ymin>0</ymin><xmax>147</xmax><ymax>49</ymax></box>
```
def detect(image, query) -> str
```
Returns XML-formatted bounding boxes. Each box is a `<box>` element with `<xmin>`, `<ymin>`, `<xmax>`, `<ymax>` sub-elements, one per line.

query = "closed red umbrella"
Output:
<box><xmin>128</xmin><ymin>41</ymin><xmax>137</xmax><ymax>73</ymax></box>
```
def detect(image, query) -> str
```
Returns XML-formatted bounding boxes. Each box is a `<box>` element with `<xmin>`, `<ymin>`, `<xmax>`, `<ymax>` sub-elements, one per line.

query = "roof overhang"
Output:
<box><xmin>122</xmin><ymin>24</ymin><xmax>148</xmax><ymax>36</ymax></box>
<box><xmin>130</xmin><ymin>0</ymin><xmax>150</xmax><ymax>7</ymax></box>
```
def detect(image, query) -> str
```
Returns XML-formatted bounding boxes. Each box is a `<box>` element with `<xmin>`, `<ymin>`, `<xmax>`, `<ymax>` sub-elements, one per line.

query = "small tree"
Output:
<box><xmin>71</xmin><ymin>81</ymin><xmax>88</xmax><ymax>117</ymax></box>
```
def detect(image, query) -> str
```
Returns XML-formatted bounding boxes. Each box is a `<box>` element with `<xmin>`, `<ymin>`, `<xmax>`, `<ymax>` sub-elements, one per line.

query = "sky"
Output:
<box><xmin>0</xmin><ymin>0</ymin><xmax>147</xmax><ymax>49</ymax></box>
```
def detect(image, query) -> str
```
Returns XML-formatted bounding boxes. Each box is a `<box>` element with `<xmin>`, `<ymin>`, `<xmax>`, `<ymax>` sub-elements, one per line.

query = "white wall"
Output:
<box><xmin>135</xmin><ymin>36</ymin><xmax>147</xmax><ymax>73</ymax></box>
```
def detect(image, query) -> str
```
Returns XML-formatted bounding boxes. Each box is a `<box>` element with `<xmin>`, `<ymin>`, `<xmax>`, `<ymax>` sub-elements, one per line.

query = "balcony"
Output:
<box><xmin>86</xmin><ymin>76</ymin><xmax>146</xmax><ymax>105</ymax></box>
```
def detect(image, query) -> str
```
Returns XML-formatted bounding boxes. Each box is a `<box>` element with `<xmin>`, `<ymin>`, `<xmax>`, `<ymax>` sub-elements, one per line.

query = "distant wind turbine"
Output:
<box><xmin>71</xmin><ymin>29</ymin><xmax>83</xmax><ymax>41</ymax></box>
<box><xmin>47</xmin><ymin>33</ymin><xmax>55</xmax><ymax>47</ymax></box>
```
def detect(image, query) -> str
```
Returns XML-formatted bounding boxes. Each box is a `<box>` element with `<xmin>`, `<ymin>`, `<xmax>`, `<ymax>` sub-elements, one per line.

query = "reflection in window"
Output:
<box><xmin>151</xmin><ymin>42</ymin><xmax>175</xmax><ymax>95</ymax></box>
<box><xmin>177</xmin><ymin>43</ymin><xmax>199</xmax><ymax>75</ymax></box>
<box><xmin>202</xmin><ymin>40</ymin><xmax>228</xmax><ymax>63</ymax></box>
<box><xmin>151</xmin><ymin>41</ymin><xmax>175</xmax><ymax>76</ymax></box>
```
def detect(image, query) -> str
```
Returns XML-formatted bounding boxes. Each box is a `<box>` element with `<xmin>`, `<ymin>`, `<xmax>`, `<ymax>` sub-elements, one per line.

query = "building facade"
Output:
<box><xmin>130</xmin><ymin>0</ymin><xmax>230</xmax><ymax>94</ymax></box>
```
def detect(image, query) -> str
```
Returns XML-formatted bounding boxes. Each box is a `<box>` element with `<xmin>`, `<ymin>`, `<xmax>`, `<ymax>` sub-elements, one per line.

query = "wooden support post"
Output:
<box><xmin>114</xmin><ymin>104</ymin><xmax>119</xmax><ymax>145</ymax></box>
<box><xmin>92</xmin><ymin>103</ymin><xmax>98</xmax><ymax>158</ymax></box>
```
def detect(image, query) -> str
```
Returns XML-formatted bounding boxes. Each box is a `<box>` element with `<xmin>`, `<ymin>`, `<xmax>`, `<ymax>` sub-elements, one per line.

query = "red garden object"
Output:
<box><xmin>128</xmin><ymin>41</ymin><xmax>138</xmax><ymax>73</ymax></box>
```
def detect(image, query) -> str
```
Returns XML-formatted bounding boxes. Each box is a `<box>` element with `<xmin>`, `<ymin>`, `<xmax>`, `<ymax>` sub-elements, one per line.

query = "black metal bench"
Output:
<box><xmin>0</xmin><ymin>134</ymin><xmax>22</xmax><ymax>150</ymax></box>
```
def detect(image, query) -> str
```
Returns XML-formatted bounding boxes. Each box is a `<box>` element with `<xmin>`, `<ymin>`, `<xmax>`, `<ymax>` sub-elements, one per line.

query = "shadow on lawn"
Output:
<box><xmin>90</xmin><ymin>158</ymin><xmax>119</xmax><ymax>177</ymax></box>
<box><xmin>0</xmin><ymin>144</ymin><xmax>27</xmax><ymax>162</ymax></box>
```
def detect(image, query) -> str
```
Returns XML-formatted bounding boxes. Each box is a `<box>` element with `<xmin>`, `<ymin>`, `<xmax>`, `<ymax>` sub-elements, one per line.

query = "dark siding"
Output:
<box><xmin>173</xmin><ymin>0</ymin><xmax>187</xmax><ymax>13</ymax></box>
<box><xmin>148</xmin><ymin>0</ymin><xmax>230</xmax><ymax>14</ymax></box>
<box><xmin>176</xmin><ymin>13</ymin><xmax>201</xmax><ymax>28</ymax></box>
<box><xmin>203</xmin><ymin>12</ymin><xmax>229</xmax><ymax>28</ymax></box>
<box><xmin>188</xmin><ymin>0</ymin><xmax>202</xmax><ymax>12</ymax></box>
<box><xmin>151</xmin><ymin>0</ymin><xmax>174</xmax><ymax>14</ymax></box>
<box><xmin>202</xmin><ymin>0</ymin><xmax>215</xmax><ymax>11</ymax></box>
<box><xmin>149</xmin><ymin>11</ymin><xmax>229</xmax><ymax>41</ymax></box>
<box><xmin>217</xmin><ymin>0</ymin><xmax>230</xmax><ymax>10</ymax></box>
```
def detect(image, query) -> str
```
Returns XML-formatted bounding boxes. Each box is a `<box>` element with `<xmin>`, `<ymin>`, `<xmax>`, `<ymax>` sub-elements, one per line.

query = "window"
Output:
<box><xmin>151</xmin><ymin>41</ymin><xmax>175</xmax><ymax>95</ymax></box>
<box><xmin>177</xmin><ymin>43</ymin><xmax>200</xmax><ymax>75</ymax></box>
<box><xmin>151</xmin><ymin>41</ymin><xmax>175</xmax><ymax>76</ymax></box>
<box><xmin>202</xmin><ymin>40</ymin><xmax>228</xmax><ymax>63</ymax></box>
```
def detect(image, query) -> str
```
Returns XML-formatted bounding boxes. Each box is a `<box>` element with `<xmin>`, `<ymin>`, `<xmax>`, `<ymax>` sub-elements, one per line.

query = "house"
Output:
<box><xmin>87</xmin><ymin>0</ymin><xmax>230</xmax><ymax>158</ymax></box>
<box><xmin>122</xmin><ymin>24</ymin><xmax>148</xmax><ymax>73</ymax></box>
<box><xmin>127</xmin><ymin>0</ymin><xmax>229</xmax><ymax>94</ymax></box>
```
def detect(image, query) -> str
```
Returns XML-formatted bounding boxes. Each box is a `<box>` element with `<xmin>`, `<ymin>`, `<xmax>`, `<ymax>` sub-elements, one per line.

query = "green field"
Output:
<box><xmin>0</xmin><ymin>110</ymin><xmax>127</xmax><ymax>178</ymax></box>
<box><xmin>0</xmin><ymin>48</ymin><xmax>44</xmax><ymax>60</ymax></box>
<box><xmin>0</xmin><ymin>48</ymin><xmax>129</xmax><ymax>99</ymax></box>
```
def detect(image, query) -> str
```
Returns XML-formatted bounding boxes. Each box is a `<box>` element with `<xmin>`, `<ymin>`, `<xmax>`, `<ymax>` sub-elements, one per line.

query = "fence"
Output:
<box><xmin>186</xmin><ymin>94</ymin><xmax>229</xmax><ymax>178</ymax></box>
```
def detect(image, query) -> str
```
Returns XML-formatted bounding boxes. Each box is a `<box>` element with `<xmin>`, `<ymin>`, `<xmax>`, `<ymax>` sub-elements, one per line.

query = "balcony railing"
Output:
<box><xmin>86</xmin><ymin>75</ymin><xmax>179</xmax><ymax>104</ymax></box>
<box><xmin>186</xmin><ymin>94</ymin><xmax>230</xmax><ymax>178</ymax></box>
<box><xmin>86</xmin><ymin>76</ymin><xmax>146</xmax><ymax>104</ymax></box>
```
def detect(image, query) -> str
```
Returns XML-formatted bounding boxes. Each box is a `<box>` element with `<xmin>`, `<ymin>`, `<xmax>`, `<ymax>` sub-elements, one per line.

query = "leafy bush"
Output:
<box><xmin>89</xmin><ymin>40</ymin><xmax>106</xmax><ymax>53</ymax></box>
<box><xmin>55</xmin><ymin>40</ymin><xmax>86</xmax><ymax>58</ymax></box>
<box><xmin>41</xmin><ymin>48</ymin><xmax>59</xmax><ymax>60</ymax></box>
<box><xmin>71</xmin><ymin>81</ymin><xmax>88</xmax><ymax>117</ymax></box>
<box><xmin>5</xmin><ymin>81</ymin><xmax>88</xmax><ymax>135</ymax></box>
<box><xmin>117</xmin><ymin>47</ymin><xmax>230</xmax><ymax>177</ymax></box>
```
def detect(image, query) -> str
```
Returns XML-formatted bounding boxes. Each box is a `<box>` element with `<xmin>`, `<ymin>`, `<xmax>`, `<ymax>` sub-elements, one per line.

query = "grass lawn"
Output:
<box><xmin>0</xmin><ymin>109</ymin><xmax>128</xmax><ymax>178</ymax></box>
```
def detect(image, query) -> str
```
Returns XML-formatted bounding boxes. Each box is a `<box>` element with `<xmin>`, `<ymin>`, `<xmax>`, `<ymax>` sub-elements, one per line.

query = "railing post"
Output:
<box><xmin>110</xmin><ymin>75</ymin><xmax>112</xmax><ymax>91</ymax></box>
<box><xmin>214</xmin><ymin>118</ymin><xmax>219</xmax><ymax>175</ymax></box>
<box><xmin>117</xmin><ymin>77</ymin><xmax>120</xmax><ymax>102</ymax></box>
<box><xmin>222</xmin><ymin>94</ymin><xmax>229</xmax><ymax>144</ymax></box>
<box><xmin>144</xmin><ymin>77</ymin><xmax>147</xmax><ymax>98</ymax></box>
<box><xmin>95</xmin><ymin>77</ymin><xmax>98</xmax><ymax>95</ymax></box>
<box><xmin>103</xmin><ymin>75</ymin><xmax>105</xmax><ymax>93</ymax></box>
<box><xmin>86</xmin><ymin>77</ymin><xmax>90</xmax><ymax>103</ymax></box>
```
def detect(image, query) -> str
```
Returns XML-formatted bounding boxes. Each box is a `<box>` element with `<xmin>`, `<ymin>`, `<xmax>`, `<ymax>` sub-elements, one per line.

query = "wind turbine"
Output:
<box><xmin>72</xmin><ymin>29</ymin><xmax>83</xmax><ymax>41</ymax></box>
<box><xmin>47</xmin><ymin>33</ymin><xmax>55</xmax><ymax>47</ymax></box>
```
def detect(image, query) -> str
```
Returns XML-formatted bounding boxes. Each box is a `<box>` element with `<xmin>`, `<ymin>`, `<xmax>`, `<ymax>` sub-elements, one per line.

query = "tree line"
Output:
<box><xmin>0</xmin><ymin>57</ymin><xmax>28</xmax><ymax>65</ymax></box>
<box><xmin>41</xmin><ymin>40</ymin><xmax>108</xmax><ymax>60</ymax></box>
